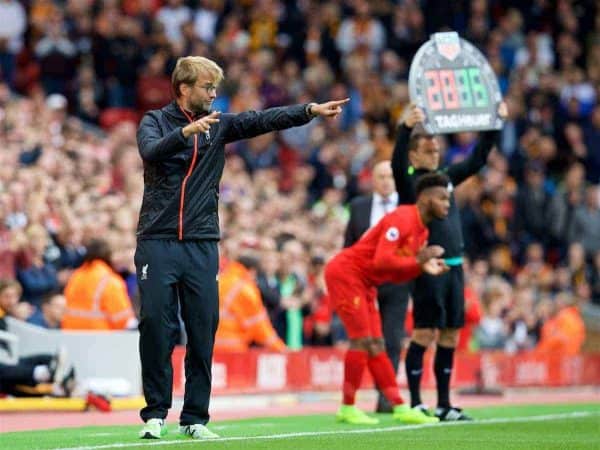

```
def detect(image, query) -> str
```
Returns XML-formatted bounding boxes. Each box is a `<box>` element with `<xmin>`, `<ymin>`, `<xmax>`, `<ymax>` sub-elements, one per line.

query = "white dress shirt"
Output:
<box><xmin>369</xmin><ymin>192</ymin><xmax>399</xmax><ymax>228</ymax></box>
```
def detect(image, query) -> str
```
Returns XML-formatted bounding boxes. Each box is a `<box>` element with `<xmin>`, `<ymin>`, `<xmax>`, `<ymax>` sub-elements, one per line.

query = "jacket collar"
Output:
<box><xmin>163</xmin><ymin>101</ymin><xmax>208</xmax><ymax>123</ymax></box>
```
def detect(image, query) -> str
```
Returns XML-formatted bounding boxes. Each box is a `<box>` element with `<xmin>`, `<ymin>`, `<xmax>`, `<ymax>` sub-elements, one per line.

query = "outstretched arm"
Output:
<box><xmin>222</xmin><ymin>98</ymin><xmax>350</xmax><ymax>143</ymax></box>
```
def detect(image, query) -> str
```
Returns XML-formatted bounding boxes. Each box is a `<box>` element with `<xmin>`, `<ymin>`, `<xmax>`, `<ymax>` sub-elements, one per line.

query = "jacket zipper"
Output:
<box><xmin>178</xmin><ymin>106</ymin><xmax>198</xmax><ymax>240</ymax></box>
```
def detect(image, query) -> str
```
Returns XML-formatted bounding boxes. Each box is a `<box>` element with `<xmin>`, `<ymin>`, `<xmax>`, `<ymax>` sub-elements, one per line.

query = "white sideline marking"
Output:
<box><xmin>51</xmin><ymin>411</ymin><xmax>596</xmax><ymax>450</ymax></box>
<box><xmin>211</xmin><ymin>422</ymin><xmax>277</xmax><ymax>430</ymax></box>
<box><xmin>77</xmin><ymin>422</ymin><xmax>276</xmax><ymax>437</ymax></box>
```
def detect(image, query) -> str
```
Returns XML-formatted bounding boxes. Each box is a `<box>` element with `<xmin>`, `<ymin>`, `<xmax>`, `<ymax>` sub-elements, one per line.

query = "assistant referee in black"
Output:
<box><xmin>135</xmin><ymin>55</ymin><xmax>348</xmax><ymax>440</ymax></box>
<box><xmin>392</xmin><ymin>102</ymin><xmax>506</xmax><ymax>421</ymax></box>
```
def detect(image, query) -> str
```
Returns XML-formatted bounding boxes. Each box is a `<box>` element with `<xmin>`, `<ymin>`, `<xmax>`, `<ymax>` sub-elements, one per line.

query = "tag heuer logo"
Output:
<box><xmin>435</xmin><ymin>32</ymin><xmax>461</xmax><ymax>61</ymax></box>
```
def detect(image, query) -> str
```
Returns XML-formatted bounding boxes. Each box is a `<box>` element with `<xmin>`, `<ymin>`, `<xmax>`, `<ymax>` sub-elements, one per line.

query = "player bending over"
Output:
<box><xmin>325</xmin><ymin>172</ymin><xmax>451</xmax><ymax>425</ymax></box>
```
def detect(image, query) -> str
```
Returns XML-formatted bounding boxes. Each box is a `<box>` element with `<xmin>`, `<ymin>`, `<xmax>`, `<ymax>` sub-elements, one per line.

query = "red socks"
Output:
<box><xmin>368</xmin><ymin>352</ymin><xmax>404</xmax><ymax>405</ymax></box>
<box><xmin>343</xmin><ymin>350</ymin><xmax>368</xmax><ymax>405</ymax></box>
<box><xmin>342</xmin><ymin>350</ymin><xmax>405</xmax><ymax>406</ymax></box>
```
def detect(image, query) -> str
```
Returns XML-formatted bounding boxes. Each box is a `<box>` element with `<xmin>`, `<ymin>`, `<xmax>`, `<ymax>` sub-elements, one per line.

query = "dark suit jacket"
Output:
<box><xmin>344</xmin><ymin>195</ymin><xmax>374</xmax><ymax>247</ymax></box>
<box><xmin>344</xmin><ymin>194</ymin><xmax>400</xmax><ymax>247</ymax></box>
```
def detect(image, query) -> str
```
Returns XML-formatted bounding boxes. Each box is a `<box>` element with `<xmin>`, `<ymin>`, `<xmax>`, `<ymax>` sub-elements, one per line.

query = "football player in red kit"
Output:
<box><xmin>325</xmin><ymin>172</ymin><xmax>451</xmax><ymax>425</ymax></box>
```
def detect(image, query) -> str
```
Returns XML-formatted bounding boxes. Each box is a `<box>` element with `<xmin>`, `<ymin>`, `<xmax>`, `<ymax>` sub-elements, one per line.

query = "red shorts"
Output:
<box><xmin>324</xmin><ymin>257</ymin><xmax>382</xmax><ymax>339</ymax></box>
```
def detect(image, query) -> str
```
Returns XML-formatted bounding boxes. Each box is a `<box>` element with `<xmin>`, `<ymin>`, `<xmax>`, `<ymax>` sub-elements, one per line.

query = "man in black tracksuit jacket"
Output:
<box><xmin>391</xmin><ymin>103</ymin><xmax>506</xmax><ymax>421</ymax></box>
<box><xmin>135</xmin><ymin>55</ymin><xmax>348</xmax><ymax>440</ymax></box>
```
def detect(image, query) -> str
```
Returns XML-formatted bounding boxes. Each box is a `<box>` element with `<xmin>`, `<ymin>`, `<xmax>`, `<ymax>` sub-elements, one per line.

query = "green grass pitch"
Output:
<box><xmin>1</xmin><ymin>403</ymin><xmax>598</xmax><ymax>450</ymax></box>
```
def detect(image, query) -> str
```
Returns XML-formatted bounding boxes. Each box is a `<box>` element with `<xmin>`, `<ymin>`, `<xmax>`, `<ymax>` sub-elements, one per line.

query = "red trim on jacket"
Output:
<box><xmin>177</xmin><ymin>105</ymin><xmax>199</xmax><ymax>240</ymax></box>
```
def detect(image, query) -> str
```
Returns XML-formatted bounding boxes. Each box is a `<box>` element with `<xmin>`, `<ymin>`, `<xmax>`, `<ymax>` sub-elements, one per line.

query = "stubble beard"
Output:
<box><xmin>190</xmin><ymin>100</ymin><xmax>212</xmax><ymax>115</ymax></box>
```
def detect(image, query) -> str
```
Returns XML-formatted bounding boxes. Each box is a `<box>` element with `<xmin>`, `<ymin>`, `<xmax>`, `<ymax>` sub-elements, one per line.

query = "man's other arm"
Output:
<box><xmin>137</xmin><ymin>112</ymin><xmax>187</xmax><ymax>162</ymax></box>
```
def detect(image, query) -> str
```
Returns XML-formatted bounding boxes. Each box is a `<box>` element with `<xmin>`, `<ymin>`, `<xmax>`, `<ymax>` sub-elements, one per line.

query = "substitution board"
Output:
<box><xmin>409</xmin><ymin>32</ymin><xmax>503</xmax><ymax>134</ymax></box>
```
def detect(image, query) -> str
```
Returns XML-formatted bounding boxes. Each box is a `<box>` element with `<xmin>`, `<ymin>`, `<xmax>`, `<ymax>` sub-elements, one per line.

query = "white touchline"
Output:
<box><xmin>52</xmin><ymin>411</ymin><xmax>596</xmax><ymax>450</ymax></box>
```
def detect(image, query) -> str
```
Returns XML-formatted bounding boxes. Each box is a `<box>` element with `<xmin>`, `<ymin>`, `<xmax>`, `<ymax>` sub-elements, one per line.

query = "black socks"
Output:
<box><xmin>405</xmin><ymin>341</ymin><xmax>426</xmax><ymax>407</ymax></box>
<box><xmin>434</xmin><ymin>345</ymin><xmax>455</xmax><ymax>408</ymax></box>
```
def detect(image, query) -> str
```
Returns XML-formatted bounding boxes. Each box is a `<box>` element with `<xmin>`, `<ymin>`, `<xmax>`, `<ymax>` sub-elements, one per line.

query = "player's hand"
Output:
<box><xmin>309</xmin><ymin>98</ymin><xmax>350</xmax><ymax>118</ymax></box>
<box><xmin>416</xmin><ymin>245</ymin><xmax>444</xmax><ymax>265</ymax></box>
<box><xmin>497</xmin><ymin>101</ymin><xmax>508</xmax><ymax>120</ymax></box>
<box><xmin>182</xmin><ymin>111</ymin><xmax>220</xmax><ymax>138</ymax></box>
<box><xmin>422</xmin><ymin>258</ymin><xmax>450</xmax><ymax>275</ymax></box>
<box><xmin>404</xmin><ymin>104</ymin><xmax>426</xmax><ymax>128</ymax></box>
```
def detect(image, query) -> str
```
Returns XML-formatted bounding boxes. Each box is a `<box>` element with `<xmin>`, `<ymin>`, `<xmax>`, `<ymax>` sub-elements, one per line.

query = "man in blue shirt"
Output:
<box><xmin>27</xmin><ymin>291</ymin><xmax>65</xmax><ymax>329</ymax></box>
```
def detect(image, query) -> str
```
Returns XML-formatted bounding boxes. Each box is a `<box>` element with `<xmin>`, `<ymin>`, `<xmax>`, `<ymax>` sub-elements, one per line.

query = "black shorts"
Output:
<box><xmin>412</xmin><ymin>265</ymin><xmax>464</xmax><ymax>329</ymax></box>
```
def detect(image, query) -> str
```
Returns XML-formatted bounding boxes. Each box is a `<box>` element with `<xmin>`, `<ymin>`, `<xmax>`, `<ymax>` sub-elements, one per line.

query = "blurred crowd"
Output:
<box><xmin>0</xmin><ymin>0</ymin><xmax>599</xmax><ymax>355</ymax></box>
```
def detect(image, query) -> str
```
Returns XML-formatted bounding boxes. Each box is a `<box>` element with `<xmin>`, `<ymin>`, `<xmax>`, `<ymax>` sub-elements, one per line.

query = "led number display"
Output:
<box><xmin>409</xmin><ymin>32</ymin><xmax>503</xmax><ymax>134</ymax></box>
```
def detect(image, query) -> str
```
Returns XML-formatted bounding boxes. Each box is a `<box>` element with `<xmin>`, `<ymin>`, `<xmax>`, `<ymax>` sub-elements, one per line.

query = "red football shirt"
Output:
<box><xmin>331</xmin><ymin>204</ymin><xmax>429</xmax><ymax>286</ymax></box>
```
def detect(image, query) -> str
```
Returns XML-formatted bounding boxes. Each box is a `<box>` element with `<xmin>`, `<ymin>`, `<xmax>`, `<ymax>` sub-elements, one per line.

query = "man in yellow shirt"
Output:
<box><xmin>215</xmin><ymin>255</ymin><xmax>286</xmax><ymax>353</ymax></box>
<box><xmin>536</xmin><ymin>293</ymin><xmax>585</xmax><ymax>356</ymax></box>
<box><xmin>63</xmin><ymin>239</ymin><xmax>137</xmax><ymax>330</ymax></box>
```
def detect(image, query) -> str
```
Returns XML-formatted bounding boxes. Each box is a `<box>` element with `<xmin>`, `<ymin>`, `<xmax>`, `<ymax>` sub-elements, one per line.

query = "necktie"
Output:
<box><xmin>382</xmin><ymin>197</ymin><xmax>391</xmax><ymax>214</ymax></box>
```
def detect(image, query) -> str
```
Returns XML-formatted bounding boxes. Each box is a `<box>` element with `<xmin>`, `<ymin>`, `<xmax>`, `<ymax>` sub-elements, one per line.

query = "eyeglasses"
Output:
<box><xmin>197</xmin><ymin>83</ymin><xmax>218</xmax><ymax>93</ymax></box>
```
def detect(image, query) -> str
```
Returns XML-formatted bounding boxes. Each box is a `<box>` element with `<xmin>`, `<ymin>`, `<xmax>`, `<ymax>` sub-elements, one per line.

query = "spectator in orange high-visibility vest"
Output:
<box><xmin>62</xmin><ymin>239</ymin><xmax>137</xmax><ymax>330</ymax></box>
<box><xmin>215</xmin><ymin>255</ymin><xmax>286</xmax><ymax>353</ymax></box>
<box><xmin>536</xmin><ymin>291</ymin><xmax>585</xmax><ymax>356</ymax></box>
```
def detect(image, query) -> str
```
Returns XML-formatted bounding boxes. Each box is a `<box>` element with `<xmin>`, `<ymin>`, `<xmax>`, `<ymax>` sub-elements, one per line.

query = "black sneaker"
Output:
<box><xmin>50</xmin><ymin>348</ymin><xmax>76</xmax><ymax>397</ymax></box>
<box><xmin>435</xmin><ymin>406</ymin><xmax>473</xmax><ymax>421</ymax></box>
<box><xmin>375</xmin><ymin>395</ymin><xmax>394</xmax><ymax>413</ymax></box>
<box><xmin>49</xmin><ymin>347</ymin><xmax>68</xmax><ymax>382</ymax></box>
<box><xmin>61</xmin><ymin>367</ymin><xmax>76</xmax><ymax>397</ymax></box>
<box><xmin>413</xmin><ymin>403</ymin><xmax>433</xmax><ymax>416</ymax></box>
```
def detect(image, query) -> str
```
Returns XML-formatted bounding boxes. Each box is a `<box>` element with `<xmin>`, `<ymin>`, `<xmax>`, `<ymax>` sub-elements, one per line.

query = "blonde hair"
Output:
<box><xmin>171</xmin><ymin>56</ymin><xmax>224</xmax><ymax>98</ymax></box>
<box><xmin>0</xmin><ymin>279</ymin><xmax>22</xmax><ymax>297</ymax></box>
<box><xmin>26</xmin><ymin>223</ymin><xmax>48</xmax><ymax>240</ymax></box>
